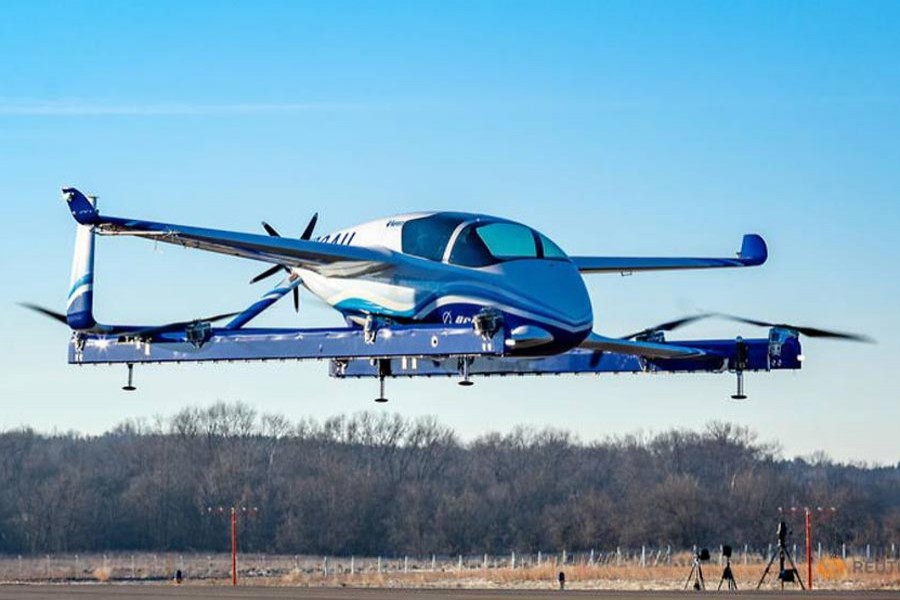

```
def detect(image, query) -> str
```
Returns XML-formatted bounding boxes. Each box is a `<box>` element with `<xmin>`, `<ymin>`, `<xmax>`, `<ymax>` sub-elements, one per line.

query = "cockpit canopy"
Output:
<box><xmin>401</xmin><ymin>213</ymin><xmax>567</xmax><ymax>267</ymax></box>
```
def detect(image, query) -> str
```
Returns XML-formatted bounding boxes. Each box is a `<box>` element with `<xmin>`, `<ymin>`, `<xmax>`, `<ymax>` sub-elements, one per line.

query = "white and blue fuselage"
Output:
<box><xmin>297</xmin><ymin>212</ymin><xmax>593</xmax><ymax>355</ymax></box>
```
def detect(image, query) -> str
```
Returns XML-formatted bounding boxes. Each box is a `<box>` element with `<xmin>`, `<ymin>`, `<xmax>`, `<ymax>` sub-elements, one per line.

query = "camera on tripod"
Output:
<box><xmin>718</xmin><ymin>545</ymin><xmax>737</xmax><ymax>591</ymax></box>
<box><xmin>684</xmin><ymin>548</ymin><xmax>711</xmax><ymax>591</ymax></box>
<box><xmin>757</xmin><ymin>519</ymin><xmax>805</xmax><ymax>589</ymax></box>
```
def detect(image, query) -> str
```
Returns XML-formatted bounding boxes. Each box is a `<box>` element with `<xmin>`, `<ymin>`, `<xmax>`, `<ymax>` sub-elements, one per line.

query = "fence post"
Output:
<box><xmin>866</xmin><ymin>544</ymin><xmax>871</xmax><ymax>560</ymax></box>
<box><xmin>562</xmin><ymin>550</ymin><xmax>567</xmax><ymax>565</ymax></box>
<box><xmin>589</xmin><ymin>549</ymin><xmax>594</xmax><ymax>565</ymax></box>
<box><xmin>378</xmin><ymin>556</ymin><xmax>382</xmax><ymax>574</ymax></box>
<box><xmin>350</xmin><ymin>556</ymin><xmax>355</xmax><ymax>575</ymax></box>
<box><xmin>641</xmin><ymin>546</ymin><xmax>646</xmax><ymax>568</ymax></box>
<box><xmin>537</xmin><ymin>551</ymin><xmax>542</xmax><ymax>565</ymax></box>
<box><xmin>458</xmin><ymin>555</ymin><xmax>462</xmax><ymax>573</ymax></box>
<box><xmin>743</xmin><ymin>544</ymin><xmax>748</xmax><ymax>566</ymax></box>
<box><xmin>842</xmin><ymin>543</ymin><xmax>846</xmax><ymax>560</ymax></box>
<box><xmin>616</xmin><ymin>547</ymin><xmax>621</xmax><ymax>566</ymax></box>
<box><xmin>75</xmin><ymin>554</ymin><xmax>80</xmax><ymax>579</ymax></box>
<box><xmin>431</xmin><ymin>554</ymin><xmax>436</xmax><ymax>572</ymax></box>
<box><xmin>404</xmin><ymin>556</ymin><xmax>408</xmax><ymax>574</ymax></box>
<box><xmin>323</xmin><ymin>556</ymin><xmax>328</xmax><ymax>577</ymax></box>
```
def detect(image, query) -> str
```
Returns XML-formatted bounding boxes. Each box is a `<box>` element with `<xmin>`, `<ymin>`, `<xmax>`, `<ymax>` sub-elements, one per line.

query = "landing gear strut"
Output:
<box><xmin>730</xmin><ymin>337</ymin><xmax>748</xmax><ymax>400</ymax></box>
<box><xmin>458</xmin><ymin>356</ymin><xmax>474</xmax><ymax>387</ymax></box>
<box><xmin>122</xmin><ymin>363</ymin><xmax>137</xmax><ymax>392</ymax></box>
<box><xmin>731</xmin><ymin>371</ymin><xmax>747</xmax><ymax>400</ymax></box>
<box><xmin>374</xmin><ymin>359</ymin><xmax>391</xmax><ymax>403</ymax></box>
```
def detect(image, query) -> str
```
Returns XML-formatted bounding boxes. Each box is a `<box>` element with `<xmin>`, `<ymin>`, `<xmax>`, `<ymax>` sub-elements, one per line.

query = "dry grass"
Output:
<box><xmin>252</xmin><ymin>559</ymin><xmax>900</xmax><ymax>591</ymax></box>
<box><xmin>0</xmin><ymin>553</ymin><xmax>896</xmax><ymax>590</ymax></box>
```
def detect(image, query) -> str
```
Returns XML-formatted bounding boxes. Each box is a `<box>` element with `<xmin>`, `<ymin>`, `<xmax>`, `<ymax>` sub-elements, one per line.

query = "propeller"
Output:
<box><xmin>620</xmin><ymin>312</ymin><xmax>873</xmax><ymax>343</ymax></box>
<box><xmin>249</xmin><ymin>264</ymin><xmax>283</xmax><ymax>284</ymax></box>
<box><xmin>620</xmin><ymin>314</ymin><xmax>713</xmax><ymax>340</ymax></box>
<box><xmin>117</xmin><ymin>311</ymin><xmax>241</xmax><ymax>341</ymax></box>
<box><xmin>20</xmin><ymin>302</ymin><xmax>240</xmax><ymax>339</ymax></box>
<box><xmin>300</xmin><ymin>213</ymin><xmax>318</xmax><ymax>241</ymax></box>
<box><xmin>249</xmin><ymin>213</ymin><xmax>318</xmax><ymax>313</ymax></box>
<box><xmin>19</xmin><ymin>303</ymin><xmax>68</xmax><ymax>325</ymax></box>
<box><xmin>715</xmin><ymin>314</ymin><xmax>874</xmax><ymax>343</ymax></box>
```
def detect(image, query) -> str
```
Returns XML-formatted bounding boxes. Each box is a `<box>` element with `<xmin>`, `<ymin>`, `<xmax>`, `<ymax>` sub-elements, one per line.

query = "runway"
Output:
<box><xmin>0</xmin><ymin>586</ymin><xmax>897</xmax><ymax>600</ymax></box>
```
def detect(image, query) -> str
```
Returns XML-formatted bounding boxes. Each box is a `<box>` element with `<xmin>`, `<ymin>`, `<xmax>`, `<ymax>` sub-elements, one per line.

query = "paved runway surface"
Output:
<box><xmin>1</xmin><ymin>586</ymin><xmax>897</xmax><ymax>600</ymax></box>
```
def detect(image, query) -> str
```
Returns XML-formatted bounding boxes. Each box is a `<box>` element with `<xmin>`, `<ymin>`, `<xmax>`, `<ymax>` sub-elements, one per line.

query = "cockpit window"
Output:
<box><xmin>449</xmin><ymin>222</ymin><xmax>549</xmax><ymax>267</ymax></box>
<box><xmin>447</xmin><ymin>225</ymin><xmax>494</xmax><ymax>267</ymax></box>
<box><xmin>475</xmin><ymin>223</ymin><xmax>538</xmax><ymax>259</ymax></box>
<box><xmin>401</xmin><ymin>214</ymin><xmax>467</xmax><ymax>261</ymax></box>
<box><xmin>539</xmin><ymin>233</ymin><xmax>567</xmax><ymax>258</ymax></box>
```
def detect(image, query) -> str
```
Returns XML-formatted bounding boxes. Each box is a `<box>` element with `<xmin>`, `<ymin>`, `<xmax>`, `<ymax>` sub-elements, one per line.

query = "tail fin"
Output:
<box><xmin>66</xmin><ymin>190</ymin><xmax>97</xmax><ymax>330</ymax></box>
<box><xmin>738</xmin><ymin>233</ymin><xmax>768</xmax><ymax>267</ymax></box>
<box><xmin>63</xmin><ymin>187</ymin><xmax>100</xmax><ymax>225</ymax></box>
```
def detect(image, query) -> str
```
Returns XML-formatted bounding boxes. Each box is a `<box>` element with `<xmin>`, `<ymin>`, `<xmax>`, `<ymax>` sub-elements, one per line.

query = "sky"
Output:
<box><xmin>1</xmin><ymin>1</ymin><xmax>898</xmax><ymax>463</ymax></box>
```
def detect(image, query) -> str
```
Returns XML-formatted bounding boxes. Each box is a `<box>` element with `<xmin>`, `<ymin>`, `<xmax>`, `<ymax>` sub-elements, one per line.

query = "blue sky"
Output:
<box><xmin>1</xmin><ymin>1</ymin><xmax>898</xmax><ymax>462</ymax></box>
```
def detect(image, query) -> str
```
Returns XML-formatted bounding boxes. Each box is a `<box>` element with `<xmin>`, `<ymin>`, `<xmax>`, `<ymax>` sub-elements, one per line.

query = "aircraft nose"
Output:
<box><xmin>499</xmin><ymin>260</ymin><xmax>593</xmax><ymax>333</ymax></box>
<box><xmin>546</xmin><ymin>261</ymin><xmax>593</xmax><ymax>330</ymax></box>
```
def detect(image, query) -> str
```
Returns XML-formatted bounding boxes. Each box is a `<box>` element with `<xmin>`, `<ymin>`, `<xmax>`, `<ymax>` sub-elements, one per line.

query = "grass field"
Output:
<box><xmin>0</xmin><ymin>552</ymin><xmax>896</xmax><ymax>591</ymax></box>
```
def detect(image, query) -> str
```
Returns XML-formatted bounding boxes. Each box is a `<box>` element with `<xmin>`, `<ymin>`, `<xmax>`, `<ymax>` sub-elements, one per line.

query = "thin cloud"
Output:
<box><xmin>0</xmin><ymin>99</ymin><xmax>366</xmax><ymax>116</ymax></box>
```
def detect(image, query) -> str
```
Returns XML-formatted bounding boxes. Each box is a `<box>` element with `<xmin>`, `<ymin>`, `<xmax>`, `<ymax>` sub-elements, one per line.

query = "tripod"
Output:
<box><xmin>717</xmin><ymin>556</ymin><xmax>737</xmax><ymax>591</ymax></box>
<box><xmin>684</xmin><ymin>549</ymin><xmax>709</xmax><ymax>591</ymax></box>
<box><xmin>757</xmin><ymin>521</ymin><xmax>805</xmax><ymax>590</ymax></box>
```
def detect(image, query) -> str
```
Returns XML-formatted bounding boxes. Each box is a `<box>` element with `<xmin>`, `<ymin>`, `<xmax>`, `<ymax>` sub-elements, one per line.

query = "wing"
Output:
<box><xmin>571</xmin><ymin>234</ymin><xmax>767</xmax><ymax>274</ymax></box>
<box><xmin>64</xmin><ymin>188</ymin><xmax>393</xmax><ymax>277</ymax></box>
<box><xmin>579</xmin><ymin>333</ymin><xmax>706</xmax><ymax>359</ymax></box>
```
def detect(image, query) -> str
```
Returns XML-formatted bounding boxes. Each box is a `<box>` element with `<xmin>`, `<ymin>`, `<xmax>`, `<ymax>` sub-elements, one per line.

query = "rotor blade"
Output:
<box><xmin>202</xmin><ymin>311</ymin><xmax>243</xmax><ymax>324</ymax></box>
<box><xmin>300</xmin><ymin>213</ymin><xmax>319</xmax><ymax>241</ymax></box>
<box><xmin>621</xmin><ymin>314</ymin><xmax>713</xmax><ymax>340</ymax></box>
<box><xmin>249</xmin><ymin>264</ymin><xmax>283</xmax><ymax>284</ymax></box>
<box><xmin>292</xmin><ymin>287</ymin><xmax>300</xmax><ymax>313</ymax></box>
<box><xmin>121</xmin><ymin>311</ymin><xmax>242</xmax><ymax>340</ymax></box>
<box><xmin>19</xmin><ymin>302</ymin><xmax>69</xmax><ymax>326</ymax></box>
<box><xmin>261</xmin><ymin>221</ymin><xmax>281</xmax><ymax>237</ymax></box>
<box><xmin>717</xmin><ymin>314</ymin><xmax>874</xmax><ymax>343</ymax></box>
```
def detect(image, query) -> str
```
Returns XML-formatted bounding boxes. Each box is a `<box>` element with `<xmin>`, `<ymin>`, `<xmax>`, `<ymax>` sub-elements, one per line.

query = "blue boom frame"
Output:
<box><xmin>70</xmin><ymin>323</ymin><xmax>802</xmax><ymax>378</ymax></box>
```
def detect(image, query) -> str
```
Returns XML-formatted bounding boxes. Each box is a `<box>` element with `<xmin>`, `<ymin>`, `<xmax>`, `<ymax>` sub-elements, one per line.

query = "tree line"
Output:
<box><xmin>0</xmin><ymin>403</ymin><xmax>897</xmax><ymax>556</ymax></box>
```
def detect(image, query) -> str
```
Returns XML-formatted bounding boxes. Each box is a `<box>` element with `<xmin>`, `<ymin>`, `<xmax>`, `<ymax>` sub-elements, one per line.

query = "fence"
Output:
<box><xmin>0</xmin><ymin>543</ymin><xmax>897</xmax><ymax>583</ymax></box>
